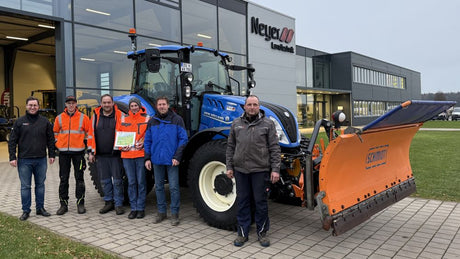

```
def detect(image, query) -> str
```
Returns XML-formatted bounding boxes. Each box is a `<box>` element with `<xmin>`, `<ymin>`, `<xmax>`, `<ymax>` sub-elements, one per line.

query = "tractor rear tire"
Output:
<box><xmin>89</xmin><ymin>161</ymin><xmax>104</xmax><ymax>197</ymax></box>
<box><xmin>188</xmin><ymin>139</ymin><xmax>237</xmax><ymax>230</ymax></box>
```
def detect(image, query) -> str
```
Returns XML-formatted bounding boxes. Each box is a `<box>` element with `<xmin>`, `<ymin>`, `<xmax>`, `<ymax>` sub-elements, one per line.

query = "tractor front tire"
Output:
<box><xmin>188</xmin><ymin>139</ymin><xmax>237</xmax><ymax>230</ymax></box>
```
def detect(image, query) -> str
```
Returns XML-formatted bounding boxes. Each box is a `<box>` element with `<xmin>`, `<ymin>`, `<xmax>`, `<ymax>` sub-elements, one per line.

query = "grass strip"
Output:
<box><xmin>410</xmin><ymin>131</ymin><xmax>460</xmax><ymax>201</ymax></box>
<box><xmin>0</xmin><ymin>212</ymin><xmax>119</xmax><ymax>259</ymax></box>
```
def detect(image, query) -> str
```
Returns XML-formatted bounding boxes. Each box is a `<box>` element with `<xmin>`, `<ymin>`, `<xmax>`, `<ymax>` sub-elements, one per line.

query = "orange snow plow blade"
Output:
<box><xmin>318</xmin><ymin>124</ymin><xmax>419</xmax><ymax>235</ymax></box>
<box><xmin>312</xmin><ymin>100</ymin><xmax>456</xmax><ymax>236</ymax></box>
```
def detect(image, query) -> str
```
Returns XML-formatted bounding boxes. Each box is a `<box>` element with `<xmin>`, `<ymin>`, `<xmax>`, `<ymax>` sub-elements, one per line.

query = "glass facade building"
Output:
<box><xmin>0</xmin><ymin>0</ymin><xmax>421</xmax><ymax>126</ymax></box>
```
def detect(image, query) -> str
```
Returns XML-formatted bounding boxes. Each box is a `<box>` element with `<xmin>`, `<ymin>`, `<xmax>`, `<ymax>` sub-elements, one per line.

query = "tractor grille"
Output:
<box><xmin>260</xmin><ymin>101</ymin><xmax>298</xmax><ymax>143</ymax></box>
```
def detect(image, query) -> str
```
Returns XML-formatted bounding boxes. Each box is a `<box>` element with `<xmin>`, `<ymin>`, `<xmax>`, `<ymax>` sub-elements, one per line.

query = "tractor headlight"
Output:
<box><xmin>269</xmin><ymin>116</ymin><xmax>289</xmax><ymax>144</ymax></box>
<box><xmin>184</xmin><ymin>72</ymin><xmax>193</xmax><ymax>83</ymax></box>
<box><xmin>185</xmin><ymin>85</ymin><xmax>191</xmax><ymax>98</ymax></box>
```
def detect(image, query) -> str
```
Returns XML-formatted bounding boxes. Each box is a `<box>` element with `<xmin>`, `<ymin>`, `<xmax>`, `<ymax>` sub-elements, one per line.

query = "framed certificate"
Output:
<box><xmin>114</xmin><ymin>131</ymin><xmax>136</xmax><ymax>148</ymax></box>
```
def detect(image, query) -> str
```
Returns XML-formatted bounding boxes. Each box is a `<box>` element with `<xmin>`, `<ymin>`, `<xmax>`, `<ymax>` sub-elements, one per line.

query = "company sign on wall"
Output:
<box><xmin>250</xmin><ymin>17</ymin><xmax>295</xmax><ymax>53</ymax></box>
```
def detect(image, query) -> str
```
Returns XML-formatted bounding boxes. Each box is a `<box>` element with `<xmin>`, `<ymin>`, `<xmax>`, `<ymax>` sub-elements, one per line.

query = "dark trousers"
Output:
<box><xmin>96</xmin><ymin>156</ymin><xmax>124</xmax><ymax>207</ymax></box>
<box><xmin>235</xmin><ymin>171</ymin><xmax>270</xmax><ymax>238</ymax></box>
<box><xmin>59</xmin><ymin>153</ymin><xmax>86</xmax><ymax>205</ymax></box>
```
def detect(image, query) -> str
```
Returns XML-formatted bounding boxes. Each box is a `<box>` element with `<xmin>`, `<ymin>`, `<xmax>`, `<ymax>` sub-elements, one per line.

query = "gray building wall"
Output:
<box><xmin>247</xmin><ymin>2</ymin><xmax>297</xmax><ymax>114</ymax></box>
<box><xmin>346</xmin><ymin>52</ymin><xmax>421</xmax><ymax>125</ymax></box>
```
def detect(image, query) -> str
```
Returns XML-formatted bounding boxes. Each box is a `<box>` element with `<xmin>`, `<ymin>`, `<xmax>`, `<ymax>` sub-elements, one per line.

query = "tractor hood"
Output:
<box><xmin>200</xmin><ymin>94</ymin><xmax>300</xmax><ymax>148</ymax></box>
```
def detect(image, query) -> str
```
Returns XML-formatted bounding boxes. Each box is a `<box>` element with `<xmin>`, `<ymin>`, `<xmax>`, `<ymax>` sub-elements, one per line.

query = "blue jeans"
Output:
<box><xmin>153</xmin><ymin>164</ymin><xmax>180</xmax><ymax>214</ymax></box>
<box><xmin>18</xmin><ymin>157</ymin><xmax>48</xmax><ymax>213</ymax></box>
<box><xmin>96</xmin><ymin>156</ymin><xmax>124</xmax><ymax>207</ymax></box>
<box><xmin>123</xmin><ymin>157</ymin><xmax>146</xmax><ymax>211</ymax></box>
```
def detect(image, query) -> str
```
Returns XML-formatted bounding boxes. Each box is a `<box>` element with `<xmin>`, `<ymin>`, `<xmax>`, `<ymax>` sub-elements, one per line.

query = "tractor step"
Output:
<box><xmin>330</xmin><ymin>178</ymin><xmax>416</xmax><ymax>236</ymax></box>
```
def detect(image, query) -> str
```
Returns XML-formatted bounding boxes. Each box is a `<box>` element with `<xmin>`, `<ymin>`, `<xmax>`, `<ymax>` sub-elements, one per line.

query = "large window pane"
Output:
<box><xmin>63</xmin><ymin>22</ymin><xmax>73</xmax><ymax>90</ymax></box>
<box><xmin>1</xmin><ymin>0</ymin><xmax>71</xmax><ymax>19</ymax></box>
<box><xmin>182</xmin><ymin>0</ymin><xmax>217</xmax><ymax>49</ymax></box>
<box><xmin>135</xmin><ymin>0</ymin><xmax>180</xmax><ymax>43</ymax></box>
<box><xmin>74</xmin><ymin>25</ymin><xmax>133</xmax><ymax>92</ymax></box>
<box><xmin>218</xmin><ymin>7</ymin><xmax>245</xmax><ymax>54</ymax></box>
<box><xmin>74</xmin><ymin>0</ymin><xmax>133</xmax><ymax>31</ymax></box>
<box><xmin>296</xmin><ymin>56</ymin><xmax>306</xmax><ymax>87</ymax></box>
<box><xmin>306</xmin><ymin>57</ymin><xmax>313</xmax><ymax>88</ymax></box>
<box><xmin>313</xmin><ymin>59</ymin><xmax>330</xmax><ymax>89</ymax></box>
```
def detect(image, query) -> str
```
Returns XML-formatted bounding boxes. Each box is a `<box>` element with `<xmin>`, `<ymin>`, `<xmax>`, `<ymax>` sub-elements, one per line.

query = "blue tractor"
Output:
<box><xmin>88</xmin><ymin>31</ymin><xmax>304</xmax><ymax>230</ymax></box>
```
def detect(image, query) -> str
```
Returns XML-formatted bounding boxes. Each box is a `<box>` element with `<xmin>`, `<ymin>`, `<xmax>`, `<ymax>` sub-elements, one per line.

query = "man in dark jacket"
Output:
<box><xmin>8</xmin><ymin>96</ymin><xmax>56</xmax><ymax>221</ymax></box>
<box><xmin>144</xmin><ymin>97</ymin><xmax>188</xmax><ymax>226</ymax></box>
<box><xmin>88</xmin><ymin>94</ymin><xmax>124</xmax><ymax>215</ymax></box>
<box><xmin>226</xmin><ymin>95</ymin><xmax>281</xmax><ymax>247</ymax></box>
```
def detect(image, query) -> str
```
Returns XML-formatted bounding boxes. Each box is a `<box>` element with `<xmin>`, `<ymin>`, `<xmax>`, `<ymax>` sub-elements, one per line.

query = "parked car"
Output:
<box><xmin>451</xmin><ymin>107</ymin><xmax>460</xmax><ymax>121</ymax></box>
<box><xmin>432</xmin><ymin>111</ymin><xmax>447</xmax><ymax>120</ymax></box>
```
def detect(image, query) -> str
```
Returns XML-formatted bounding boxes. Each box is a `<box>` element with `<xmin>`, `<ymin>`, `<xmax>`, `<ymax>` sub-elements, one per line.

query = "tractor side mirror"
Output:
<box><xmin>145</xmin><ymin>49</ymin><xmax>161</xmax><ymax>73</ymax></box>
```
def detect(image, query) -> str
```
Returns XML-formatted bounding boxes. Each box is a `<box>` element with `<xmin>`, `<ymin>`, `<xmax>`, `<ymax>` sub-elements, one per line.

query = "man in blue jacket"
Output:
<box><xmin>144</xmin><ymin>97</ymin><xmax>188</xmax><ymax>226</ymax></box>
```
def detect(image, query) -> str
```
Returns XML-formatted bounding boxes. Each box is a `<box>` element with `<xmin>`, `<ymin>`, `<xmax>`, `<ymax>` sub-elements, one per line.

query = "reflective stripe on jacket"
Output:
<box><xmin>87</xmin><ymin>104</ymin><xmax>123</xmax><ymax>155</ymax></box>
<box><xmin>54</xmin><ymin>108</ymin><xmax>91</xmax><ymax>152</ymax></box>
<box><xmin>116</xmin><ymin>106</ymin><xmax>150</xmax><ymax>159</ymax></box>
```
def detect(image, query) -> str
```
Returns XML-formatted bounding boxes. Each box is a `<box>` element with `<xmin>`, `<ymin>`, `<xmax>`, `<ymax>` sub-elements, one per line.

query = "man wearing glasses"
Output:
<box><xmin>8</xmin><ymin>96</ymin><xmax>56</xmax><ymax>221</ymax></box>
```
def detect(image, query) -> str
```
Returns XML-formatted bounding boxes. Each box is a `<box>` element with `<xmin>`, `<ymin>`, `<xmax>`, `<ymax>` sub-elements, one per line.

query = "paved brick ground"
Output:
<box><xmin>0</xmin><ymin>160</ymin><xmax>459</xmax><ymax>259</ymax></box>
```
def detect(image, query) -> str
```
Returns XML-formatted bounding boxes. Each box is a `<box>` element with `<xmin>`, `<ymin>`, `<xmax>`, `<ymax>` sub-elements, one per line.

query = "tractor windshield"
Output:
<box><xmin>133</xmin><ymin>52</ymin><xmax>180</xmax><ymax>105</ymax></box>
<box><xmin>189</xmin><ymin>50</ymin><xmax>231</xmax><ymax>95</ymax></box>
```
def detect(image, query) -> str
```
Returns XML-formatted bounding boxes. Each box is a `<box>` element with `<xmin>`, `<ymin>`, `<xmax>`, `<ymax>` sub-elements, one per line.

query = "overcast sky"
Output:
<box><xmin>250</xmin><ymin>0</ymin><xmax>460</xmax><ymax>93</ymax></box>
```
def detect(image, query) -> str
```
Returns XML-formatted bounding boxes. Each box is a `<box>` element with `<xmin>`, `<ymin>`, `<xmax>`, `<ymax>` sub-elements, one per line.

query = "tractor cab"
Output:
<box><xmin>127</xmin><ymin>43</ymin><xmax>254</xmax><ymax>135</ymax></box>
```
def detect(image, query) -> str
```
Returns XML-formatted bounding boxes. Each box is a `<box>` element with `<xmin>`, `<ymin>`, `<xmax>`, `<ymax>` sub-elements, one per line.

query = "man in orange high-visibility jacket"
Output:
<box><xmin>54</xmin><ymin>95</ymin><xmax>91</xmax><ymax>215</ymax></box>
<box><xmin>116</xmin><ymin>97</ymin><xmax>150</xmax><ymax>219</ymax></box>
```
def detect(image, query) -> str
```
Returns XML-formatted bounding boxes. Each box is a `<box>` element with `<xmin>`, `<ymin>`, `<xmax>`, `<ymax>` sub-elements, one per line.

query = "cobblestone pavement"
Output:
<box><xmin>0</xmin><ymin>160</ymin><xmax>459</xmax><ymax>259</ymax></box>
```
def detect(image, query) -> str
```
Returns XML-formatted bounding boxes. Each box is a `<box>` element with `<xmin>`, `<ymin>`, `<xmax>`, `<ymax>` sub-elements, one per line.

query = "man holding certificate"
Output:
<box><xmin>144</xmin><ymin>97</ymin><xmax>188</xmax><ymax>226</ymax></box>
<box><xmin>88</xmin><ymin>94</ymin><xmax>124</xmax><ymax>215</ymax></box>
<box><xmin>116</xmin><ymin>97</ymin><xmax>150</xmax><ymax>219</ymax></box>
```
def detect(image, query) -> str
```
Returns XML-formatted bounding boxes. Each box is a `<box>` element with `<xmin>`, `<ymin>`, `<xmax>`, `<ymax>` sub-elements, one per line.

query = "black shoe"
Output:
<box><xmin>77</xmin><ymin>204</ymin><xmax>86</xmax><ymax>214</ymax></box>
<box><xmin>99</xmin><ymin>201</ymin><xmax>114</xmax><ymax>214</ymax></box>
<box><xmin>56</xmin><ymin>205</ymin><xmax>68</xmax><ymax>215</ymax></box>
<box><xmin>234</xmin><ymin>236</ymin><xmax>248</xmax><ymax>247</ymax></box>
<box><xmin>154</xmin><ymin>213</ymin><xmax>167</xmax><ymax>224</ymax></box>
<box><xmin>128</xmin><ymin>211</ymin><xmax>137</xmax><ymax>219</ymax></box>
<box><xmin>115</xmin><ymin>206</ymin><xmax>125</xmax><ymax>215</ymax></box>
<box><xmin>171</xmin><ymin>214</ymin><xmax>179</xmax><ymax>226</ymax></box>
<box><xmin>258</xmin><ymin>232</ymin><xmax>270</xmax><ymax>247</ymax></box>
<box><xmin>136</xmin><ymin>210</ymin><xmax>145</xmax><ymax>219</ymax></box>
<box><xmin>36</xmin><ymin>208</ymin><xmax>51</xmax><ymax>217</ymax></box>
<box><xmin>19</xmin><ymin>212</ymin><xmax>30</xmax><ymax>221</ymax></box>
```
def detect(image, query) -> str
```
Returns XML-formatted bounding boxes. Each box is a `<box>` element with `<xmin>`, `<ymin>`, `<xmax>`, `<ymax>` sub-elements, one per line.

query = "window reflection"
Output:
<box><xmin>74</xmin><ymin>25</ymin><xmax>133</xmax><ymax>90</ymax></box>
<box><xmin>218</xmin><ymin>7</ymin><xmax>246</xmax><ymax>54</ymax></box>
<box><xmin>74</xmin><ymin>0</ymin><xmax>133</xmax><ymax>31</ymax></box>
<box><xmin>135</xmin><ymin>0</ymin><xmax>180</xmax><ymax>42</ymax></box>
<box><xmin>2</xmin><ymin>0</ymin><xmax>71</xmax><ymax>19</ymax></box>
<box><xmin>182</xmin><ymin>0</ymin><xmax>217</xmax><ymax>49</ymax></box>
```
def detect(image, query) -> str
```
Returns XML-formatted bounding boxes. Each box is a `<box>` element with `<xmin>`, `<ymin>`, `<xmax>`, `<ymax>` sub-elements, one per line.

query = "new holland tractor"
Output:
<box><xmin>89</xmin><ymin>29</ymin><xmax>456</xmax><ymax>235</ymax></box>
